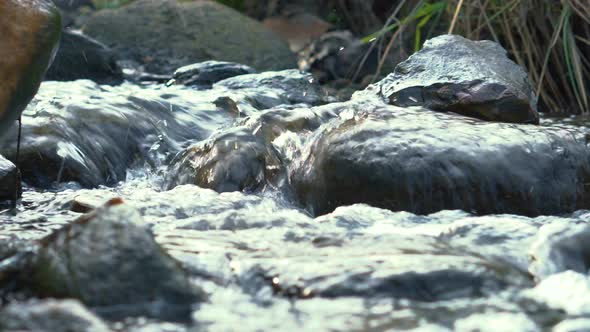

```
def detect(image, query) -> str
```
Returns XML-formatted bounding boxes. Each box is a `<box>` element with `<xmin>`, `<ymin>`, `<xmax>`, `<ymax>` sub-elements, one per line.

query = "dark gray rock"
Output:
<box><xmin>45</xmin><ymin>30</ymin><xmax>123</xmax><ymax>85</ymax></box>
<box><xmin>168</xmin><ymin>61</ymin><xmax>255</xmax><ymax>87</ymax></box>
<box><xmin>0</xmin><ymin>299</ymin><xmax>111</xmax><ymax>332</ymax></box>
<box><xmin>292</xmin><ymin>100</ymin><xmax>590</xmax><ymax>216</ymax></box>
<box><xmin>215</xmin><ymin>69</ymin><xmax>327</xmax><ymax>106</ymax></box>
<box><xmin>25</xmin><ymin>200</ymin><xmax>206</xmax><ymax>320</ymax></box>
<box><xmin>0</xmin><ymin>155</ymin><xmax>21</xmax><ymax>202</ymax></box>
<box><xmin>0</xmin><ymin>0</ymin><xmax>61</xmax><ymax>136</ymax></box>
<box><xmin>165</xmin><ymin>127</ymin><xmax>285</xmax><ymax>193</ymax></box>
<box><xmin>379</xmin><ymin>35</ymin><xmax>539</xmax><ymax>124</ymax></box>
<box><xmin>82</xmin><ymin>0</ymin><xmax>297</xmax><ymax>74</ymax></box>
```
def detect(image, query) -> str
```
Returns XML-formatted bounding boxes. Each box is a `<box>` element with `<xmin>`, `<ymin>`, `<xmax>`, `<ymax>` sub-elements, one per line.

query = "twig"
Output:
<box><xmin>449</xmin><ymin>0</ymin><xmax>465</xmax><ymax>34</ymax></box>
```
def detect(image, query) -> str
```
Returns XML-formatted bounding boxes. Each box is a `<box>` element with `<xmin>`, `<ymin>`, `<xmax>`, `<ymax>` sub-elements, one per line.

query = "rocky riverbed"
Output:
<box><xmin>2</xmin><ymin>3</ymin><xmax>590</xmax><ymax>331</ymax></box>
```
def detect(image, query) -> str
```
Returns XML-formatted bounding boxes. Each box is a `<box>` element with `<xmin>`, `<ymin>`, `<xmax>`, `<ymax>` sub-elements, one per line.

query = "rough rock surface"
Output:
<box><xmin>379</xmin><ymin>35</ymin><xmax>539</xmax><ymax>124</ymax></box>
<box><xmin>82</xmin><ymin>0</ymin><xmax>297</xmax><ymax>74</ymax></box>
<box><xmin>292</xmin><ymin>99</ymin><xmax>590</xmax><ymax>216</ymax></box>
<box><xmin>24</xmin><ymin>200</ymin><xmax>205</xmax><ymax>320</ymax></box>
<box><xmin>0</xmin><ymin>0</ymin><xmax>61</xmax><ymax>135</ymax></box>
<box><xmin>45</xmin><ymin>30</ymin><xmax>123</xmax><ymax>85</ymax></box>
<box><xmin>168</xmin><ymin>61</ymin><xmax>255</xmax><ymax>87</ymax></box>
<box><xmin>0</xmin><ymin>155</ymin><xmax>21</xmax><ymax>202</ymax></box>
<box><xmin>0</xmin><ymin>299</ymin><xmax>111</xmax><ymax>332</ymax></box>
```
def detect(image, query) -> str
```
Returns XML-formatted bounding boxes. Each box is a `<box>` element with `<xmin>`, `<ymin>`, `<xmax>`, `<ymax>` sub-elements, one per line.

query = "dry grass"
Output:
<box><xmin>370</xmin><ymin>0</ymin><xmax>590</xmax><ymax>114</ymax></box>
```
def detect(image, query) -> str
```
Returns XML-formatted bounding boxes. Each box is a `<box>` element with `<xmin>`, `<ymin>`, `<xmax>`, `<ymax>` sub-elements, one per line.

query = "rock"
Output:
<box><xmin>168</xmin><ymin>61</ymin><xmax>255</xmax><ymax>87</ymax></box>
<box><xmin>165</xmin><ymin>127</ymin><xmax>285</xmax><ymax>193</ymax></box>
<box><xmin>528</xmin><ymin>221</ymin><xmax>590</xmax><ymax>280</ymax></box>
<box><xmin>45</xmin><ymin>30</ymin><xmax>123</xmax><ymax>85</ymax></box>
<box><xmin>82</xmin><ymin>0</ymin><xmax>297</xmax><ymax>74</ymax></box>
<box><xmin>0</xmin><ymin>0</ymin><xmax>61</xmax><ymax>135</ymax></box>
<box><xmin>292</xmin><ymin>100</ymin><xmax>590</xmax><ymax>216</ymax></box>
<box><xmin>0</xmin><ymin>81</ymin><xmax>235</xmax><ymax>187</ymax></box>
<box><xmin>24</xmin><ymin>199</ymin><xmax>205</xmax><ymax>320</ymax></box>
<box><xmin>0</xmin><ymin>299</ymin><xmax>111</xmax><ymax>332</ymax></box>
<box><xmin>379</xmin><ymin>35</ymin><xmax>539</xmax><ymax>124</ymax></box>
<box><xmin>0</xmin><ymin>155</ymin><xmax>21</xmax><ymax>202</ymax></box>
<box><xmin>215</xmin><ymin>69</ymin><xmax>326</xmax><ymax>106</ymax></box>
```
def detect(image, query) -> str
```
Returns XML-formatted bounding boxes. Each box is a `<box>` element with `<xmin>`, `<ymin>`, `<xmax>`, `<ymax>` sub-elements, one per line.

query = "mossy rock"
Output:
<box><xmin>82</xmin><ymin>0</ymin><xmax>297</xmax><ymax>74</ymax></box>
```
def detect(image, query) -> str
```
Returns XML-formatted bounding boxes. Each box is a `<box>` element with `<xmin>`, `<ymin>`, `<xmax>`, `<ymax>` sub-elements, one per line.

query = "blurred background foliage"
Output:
<box><xmin>86</xmin><ymin>0</ymin><xmax>589</xmax><ymax>114</ymax></box>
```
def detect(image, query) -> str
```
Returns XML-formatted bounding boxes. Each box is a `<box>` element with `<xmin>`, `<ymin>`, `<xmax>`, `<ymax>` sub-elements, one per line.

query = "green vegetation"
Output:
<box><xmin>214</xmin><ymin>0</ymin><xmax>245</xmax><ymax>12</ymax></box>
<box><xmin>363</xmin><ymin>0</ymin><xmax>590</xmax><ymax>114</ymax></box>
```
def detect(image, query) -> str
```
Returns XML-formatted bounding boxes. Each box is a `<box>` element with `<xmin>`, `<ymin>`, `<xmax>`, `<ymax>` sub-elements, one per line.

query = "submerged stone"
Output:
<box><xmin>0</xmin><ymin>0</ymin><xmax>61</xmax><ymax>135</ymax></box>
<box><xmin>379</xmin><ymin>35</ymin><xmax>539</xmax><ymax>124</ymax></box>
<box><xmin>165</xmin><ymin>127</ymin><xmax>285</xmax><ymax>193</ymax></box>
<box><xmin>292</xmin><ymin>100</ymin><xmax>590</xmax><ymax>216</ymax></box>
<box><xmin>82</xmin><ymin>0</ymin><xmax>296</xmax><ymax>74</ymax></box>
<box><xmin>25</xmin><ymin>200</ymin><xmax>205</xmax><ymax>320</ymax></box>
<box><xmin>168</xmin><ymin>61</ymin><xmax>255</xmax><ymax>87</ymax></box>
<box><xmin>0</xmin><ymin>155</ymin><xmax>21</xmax><ymax>201</ymax></box>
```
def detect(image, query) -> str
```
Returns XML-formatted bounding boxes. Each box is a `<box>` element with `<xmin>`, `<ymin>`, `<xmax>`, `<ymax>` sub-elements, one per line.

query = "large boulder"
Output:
<box><xmin>81</xmin><ymin>0</ymin><xmax>297</xmax><ymax>74</ymax></box>
<box><xmin>0</xmin><ymin>0</ymin><xmax>61</xmax><ymax>135</ymax></box>
<box><xmin>45</xmin><ymin>30</ymin><xmax>123</xmax><ymax>85</ymax></box>
<box><xmin>378</xmin><ymin>35</ymin><xmax>539</xmax><ymax>124</ymax></box>
<box><xmin>0</xmin><ymin>155</ymin><xmax>21</xmax><ymax>202</ymax></box>
<box><xmin>23</xmin><ymin>199</ymin><xmax>206</xmax><ymax>320</ymax></box>
<box><xmin>292</xmin><ymin>99</ymin><xmax>590</xmax><ymax>216</ymax></box>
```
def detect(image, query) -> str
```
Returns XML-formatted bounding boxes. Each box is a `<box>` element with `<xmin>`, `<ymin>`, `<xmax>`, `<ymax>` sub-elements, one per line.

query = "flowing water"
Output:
<box><xmin>1</xmin><ymin>72</ymin><xmax>590</xmax><ymax>331</ymax></box>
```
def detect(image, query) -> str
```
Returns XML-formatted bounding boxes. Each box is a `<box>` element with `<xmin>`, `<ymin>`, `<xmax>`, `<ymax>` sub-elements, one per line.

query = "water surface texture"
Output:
<box><xmin>1</xmin><ymin>71</ymin><xmax>590</xmax><ymax>331</ymax></box>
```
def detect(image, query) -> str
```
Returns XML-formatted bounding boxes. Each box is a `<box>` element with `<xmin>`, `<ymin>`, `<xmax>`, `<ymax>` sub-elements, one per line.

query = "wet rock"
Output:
<box><xmin>0</xmin><ymin>81</ymin><xmax>234</xmax><ymax>187</ymax></box>
<box><xmin>82</xmin><ymin>0</ymin><xmax>297</xmax><ymax>74</ymax></box>
<box><xmin>0</xmin><ymin>299</ymin><xmax>111</xmax><ymax>332</ymax></box>
<box><xmin>0</xmin><ymin>0</ymin><xmax>61</xmax><ymax>135</ymax></box>
<box><xmin>292</xmin><ymin>100</ymin><xmax>590</xmax><ymax>216</ymax></box>
<box><xmin>165</xmin><ymin>128</ymin><xmax>285</xmax><ymax>193</ymax></box>
<box><xmin>168</xmin><ymin>61</ymin><xmax>255</xmax><ymax>87</ymax></box>
<box><xmin>25</xmin><ymin>200</ymin><xmax>205</xmax><ymax>320</ymax></box>
<box><xmin>0</xmin><ymin>156</ymin><xmax>21</xmax><ymax>201</ymax></box>
<box><xmin>528</xmin><ymin>221</ymin><xmax>590</xmax><ymax>280</ymax></box>
<box><xmin>380</xmin><ymin>35</ymin><xmax>539</xmax><ymax>124</ymax></box>
<box><xmin>215</xmin><ymin>69</ymin><xmax>327</xmax><ymax>106</ymax></box>
<box><xmin>0</xmin><ymin>69</ymin><xmax>325</xmax><ymax>188</ymax></box>
<box><xmin>45</xmin><ymin>30</ymin><xmax>123</xmax><ymax>85</ymax></box>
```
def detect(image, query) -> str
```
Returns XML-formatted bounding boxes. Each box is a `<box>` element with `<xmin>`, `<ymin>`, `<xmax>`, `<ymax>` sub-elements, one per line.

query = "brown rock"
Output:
<box><xmin>0</xmin><ymin>0</ymin><xmax>61</xmax><ymax>136</ymax></box>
